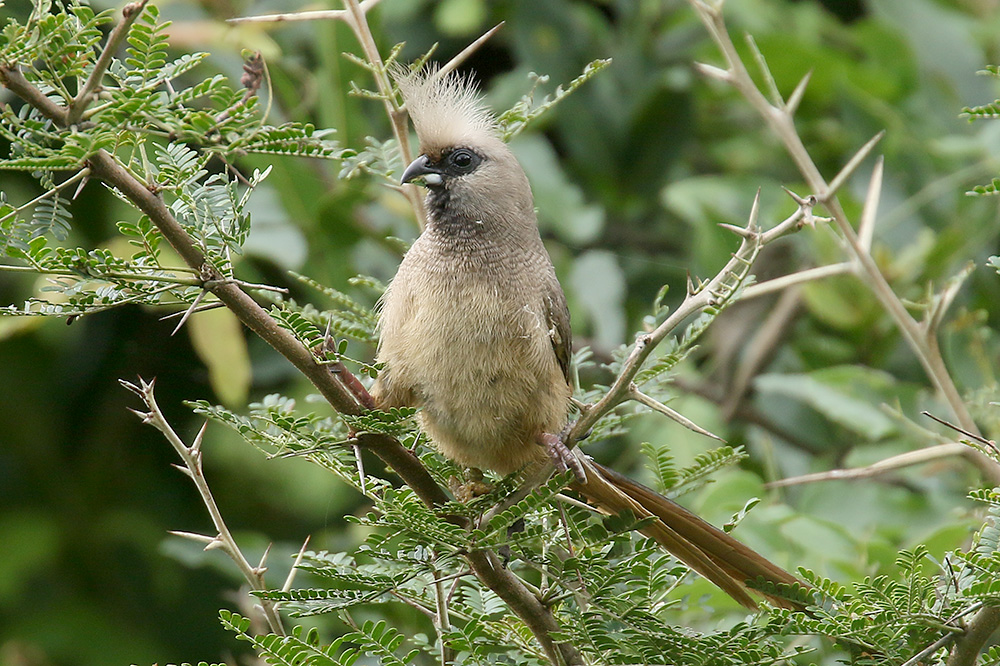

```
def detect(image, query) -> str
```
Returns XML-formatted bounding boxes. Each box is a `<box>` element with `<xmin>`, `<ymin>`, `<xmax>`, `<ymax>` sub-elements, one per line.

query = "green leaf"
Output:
<box><xmin>755</xmin><ymin>367</ymin><xmax>899</xmax><ymax>440</ymax></box>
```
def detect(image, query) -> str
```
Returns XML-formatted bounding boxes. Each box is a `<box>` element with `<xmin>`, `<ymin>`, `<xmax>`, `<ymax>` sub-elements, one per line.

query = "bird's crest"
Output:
<box><xmin>393</xmin><ymin>64</ymin><xmax>499</xmax><ymax>154</ymax></box>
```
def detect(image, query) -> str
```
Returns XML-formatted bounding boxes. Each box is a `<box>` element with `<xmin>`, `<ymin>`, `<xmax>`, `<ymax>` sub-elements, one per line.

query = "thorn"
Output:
<box><xmin>258</xmin><ymin>542</ymin><xmax>273</xmax><ymax>571</ymax></box>
<box><xmin>169</xmin><ymin>530</ymin><xmax>216</xmax><ymax>544</ymax></box>
<box><xmin>353</xmin><ymin>442</ymin><xmax>367</xmax><ymax>495</ymax></box>
<box><xmin>72</xmin><ymin>173</ymin><xmax>90</xmax><ymax>200</ymax></box>
<box><xmin>781</xmin><ymin>186</ymin><xmax>815</xmax><ymax>207</ymax></box>
<box><xmin>283</xmin><ymin>535</ymin><xmax>311</xmax><ymax>592</ymax></box>
<box><xmin>437</xmin><ymin>22</ymin><xmax>505</xmax><ymax>80</ymax></box>
<box><xmin>126</xmin><ymin>407</ymin><xmax>152</xmax><ymax>423</ymax></box>
<box><xmin>171</xmin><ymin>462</ymin><xmax>195</xmax><ymax>478</ymax></box>
<box><xmin>785</xmin><ymin>69</ymin><xmax>812</xmax><ymax>116</ymax></box>
<box><xmin>172</xmin><ymin>289</ymin><xmax>208</xmax><ymax>336</ymax></box>
<box><xmin>119</xmin><ymin>378</ymin><xmax>141</xmax><ymax>395</ymax></box>
<box><xmin>858</xmin><ymin>155</ymin><xmax>884</xmax><ymax>252</ymax></box>
<box><xmin>718</xmin><ymin>222</ymin><xmax>757</xmax><ymax>239</ymax></box>
<box><xmin>686</xmin><ymin>270</ymin><xmax>697</xmax><ymax>295</ymax></box>
<box><xmin>693</xmin><ymin>61</ymin><xmax>732</xmax><ymax>82</ymax></box>
<box><xmin>746</xmin><ymin>188</ymin><xmax>762</xmax><ymax>233</ymax></box>
<box><xmin>631</xmin><ymin>388</ymin><xmax>726</xmax><ymax>443</ymax></box>
<box><xmin>191</xmin><ymin>421</ymin><xmax>209</xmax><ymax>456</ymax></box>
<box><xmin>204</xmin><ymin>536</ymin><xmax>225</xmax><ymax>551</ymax></box>
<box><xmin>825</xmin><ymin>130</ymin><xmax>886</xmax><ymax>199</ymax></box>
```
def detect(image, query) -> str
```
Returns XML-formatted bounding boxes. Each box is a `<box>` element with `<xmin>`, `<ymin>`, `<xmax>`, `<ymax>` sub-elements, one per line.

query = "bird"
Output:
<box><xmin>371</xmin><ymin>65</ymin><xmax>803</xmax><ymax>610</ymax></box>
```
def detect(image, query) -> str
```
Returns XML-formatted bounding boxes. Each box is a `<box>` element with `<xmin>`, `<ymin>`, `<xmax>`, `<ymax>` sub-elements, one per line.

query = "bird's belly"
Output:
<box><xmin>385</xmin><ymin>280</ymin><xmax>569</xmax><ymax>474</ymax></box>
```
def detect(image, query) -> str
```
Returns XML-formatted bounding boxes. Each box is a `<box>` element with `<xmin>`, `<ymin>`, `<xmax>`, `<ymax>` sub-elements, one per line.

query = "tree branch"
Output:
<box><xmin>120</xmin><ymin>377</ymin><xmax>286</xmax><ymax>635</ymax></box>
<box><xmin>66</xmin><ymin>0</ymin><xmax>149</xmax><ymax>126</ymax></box>
<box><xmin>685</xmin><ymin>0</ymin><xmax>993</xmax><ymax>479</ymax></box>
<box><xmin>947</xmin><ymin>605</ymin><xmax>1000</xmax><ymax>666</ymax></box>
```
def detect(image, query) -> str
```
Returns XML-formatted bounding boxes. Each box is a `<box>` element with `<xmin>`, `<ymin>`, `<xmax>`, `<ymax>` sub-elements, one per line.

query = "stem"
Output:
<box><xmin>946</xmin><ymin>606</ymin><xmax>1000</xmax><ymax>666</ymax></box>
<box><xmin>66</xmin><ymin>0</ymin><xmax>150</xmax><ymax>126</ymax></box>
<box><xmin>122</xmin><ymin>378</ymin><xmax>285</xmax><ymax>635</ymax></box>
<box><xmin>0</xmin><ymin>167</ymin><xmax>91</xmax><ymax>226</ymax></box>
<box><xmin>340</xmin><ymin>0</ymin><xmax>427</xmax><ymax>226</ymax></box>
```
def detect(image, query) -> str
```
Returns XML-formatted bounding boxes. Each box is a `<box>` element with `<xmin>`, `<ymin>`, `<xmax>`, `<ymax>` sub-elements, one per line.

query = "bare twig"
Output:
<box><xmin>226</xmin><ymin>0</ymin><xmax>384</xmax><ymax>24</ymax></box>
<box><xmin>922</xmin><ymin>411</ymin><xmax>1000</xmax><ymax>457</ymax></box>
<box><xmin>741</xmin><ymin>262</ymin><xmax>852</xmax><ymax>300</ymax></box>
<box><xmin>121</xmin><ymin>378</ymin><xmax>286</xmax><ymax>635</ymax></box>
<box><xmin>629</xmin><ymin>385</ymin><xmax>725</xmax><ymax>442</ymax></box>
<box><xmin>765</xmin><ymin>443</ymin><xmax>970</xmax><ymax>489</ymax></box>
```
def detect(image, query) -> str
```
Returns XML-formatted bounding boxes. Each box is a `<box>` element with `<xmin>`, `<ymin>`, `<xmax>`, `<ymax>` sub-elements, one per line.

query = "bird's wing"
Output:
<box><xmin>545</xmin><ymin>282</ymin><xmax>572</xmax><ymax>385</ymax></box>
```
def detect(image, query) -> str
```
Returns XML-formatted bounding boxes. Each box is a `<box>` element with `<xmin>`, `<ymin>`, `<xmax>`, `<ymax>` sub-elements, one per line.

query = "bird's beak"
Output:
<box><xmin>400</xmin><ymin>154</ymin><xmax>444</xmax><ymax>187</ymax></box>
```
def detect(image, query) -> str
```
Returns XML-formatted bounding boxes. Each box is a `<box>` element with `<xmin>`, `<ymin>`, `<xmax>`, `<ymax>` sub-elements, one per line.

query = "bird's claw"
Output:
<box><xmin>539</xmin><ymin>432</ymin><xmax>586</xmax><ymax>483</ymax></box>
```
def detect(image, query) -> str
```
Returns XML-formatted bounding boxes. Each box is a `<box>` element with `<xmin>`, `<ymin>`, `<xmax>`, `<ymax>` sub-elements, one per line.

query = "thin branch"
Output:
<box><xmin>66</xmin><ymin>0</ymin><xmax>149</xmax><ymax>126</ymax></box>
<box><xmin>923</xmin><ymin>411</ymin><xmax>1000</xmax><ymax>457</ymax></box>
<box><xmin>0</xmin><ymin>167</ymin><xmax>91</xmax><ymax>226</ymax></box>
<box><xmin>741</xmin><ymin>262</ymin><xmax>852</xmax><ymax>300</ymax></box>
<box><xmin>764</xmin><ymin>443</ymin><xmax>970</xmax><ymax>489</ymax></box>
<box><xmin>225</xmin><ymin>0</ymin><xmax>383</xmax><ymax>24</ymax></box>
<box><xmin>340</xmin><ymin>0</ymin><xmax>426</xmax><ymax>226</ymax></box>
<box><xmin>121</xmin><ymin>378</ymin><xmax>285</xmax><ymax>635</ymax></box>
<box><xmin>629</xmin><ymin>385</ymin><xmax>725</xmax><ymax>442</ymax></box>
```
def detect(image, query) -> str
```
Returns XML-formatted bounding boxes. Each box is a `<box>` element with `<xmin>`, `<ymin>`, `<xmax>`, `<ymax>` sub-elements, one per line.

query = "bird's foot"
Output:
<box><xmin>538</xmin><ymin>431</ymin><xmax>586</xmax><ymax>483</ymax></box>
<box><xmin>450</xmin><ymin>468</ymin><xmax>492</xmax><ymax>503</ymax></box>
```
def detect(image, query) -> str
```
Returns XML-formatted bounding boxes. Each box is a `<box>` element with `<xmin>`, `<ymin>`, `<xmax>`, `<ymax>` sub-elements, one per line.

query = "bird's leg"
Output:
<box><xmin>312</xmin><ymin>323</ymin><xmax>377</xmax><ymax>411</ymax></box>
<box><xmin>331</xmin><ymin>361</ymin><xmax>377</xmax><ymax>410</ymax></box>
<box><xmin>450</xmin><ymin>467</ymin><xmax>492</xmax><ymax>502</ymax></box>
<box><xmin>538</xmin><ymin>428</ymin><xmax>586</xmax><ymax>482</ymax></box>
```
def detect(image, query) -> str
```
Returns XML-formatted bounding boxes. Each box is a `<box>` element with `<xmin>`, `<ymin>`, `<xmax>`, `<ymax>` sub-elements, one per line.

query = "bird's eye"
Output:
<box><xmin>448</xmin><ymin>149</ymin><xmax>478</xmax><ymax>173</ymax></box>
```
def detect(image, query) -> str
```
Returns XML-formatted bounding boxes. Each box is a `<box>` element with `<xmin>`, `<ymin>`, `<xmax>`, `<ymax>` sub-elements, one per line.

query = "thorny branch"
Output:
<box><xmin>120</xmin><ymin>377</ymin><xmax>286</xmax><ymax>636</ymax></box>
<box><xmin>686</xmin><ymin>0</ymin><xmax>991</xmax><ymax>475</ymax></box>
<box><xmin>684</xmin><ymin>1</ymin><xmax>1000</xmax><ymax>662</ymax></box>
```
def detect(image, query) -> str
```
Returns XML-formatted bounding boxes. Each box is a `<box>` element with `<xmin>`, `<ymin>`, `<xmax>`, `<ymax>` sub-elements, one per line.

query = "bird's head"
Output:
<box><xmin>394</xmin><ymin>65</ymin><xmax>535</xmax><ymax>227</ymax></box>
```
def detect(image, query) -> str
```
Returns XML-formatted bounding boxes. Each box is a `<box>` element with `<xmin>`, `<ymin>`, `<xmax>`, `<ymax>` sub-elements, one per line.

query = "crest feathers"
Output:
<box><xmin>392</xmin><ymin>63</ymin><xmax>499</xmax><ymax>153</ymax></box>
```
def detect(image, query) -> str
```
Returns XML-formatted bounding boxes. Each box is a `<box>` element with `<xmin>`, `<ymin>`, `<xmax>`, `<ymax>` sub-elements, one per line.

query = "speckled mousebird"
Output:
<box><xmin>371</xmin><ymin>65</ymin><xmax>802</xmax><ymax>609</ymax></box>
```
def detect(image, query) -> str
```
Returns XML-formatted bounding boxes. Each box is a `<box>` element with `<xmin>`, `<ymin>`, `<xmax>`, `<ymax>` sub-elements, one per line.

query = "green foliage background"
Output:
<box><xmin>2</xmin><ymin>0</ymin><xmax>1000</xmax><ymax>664</ymax></box>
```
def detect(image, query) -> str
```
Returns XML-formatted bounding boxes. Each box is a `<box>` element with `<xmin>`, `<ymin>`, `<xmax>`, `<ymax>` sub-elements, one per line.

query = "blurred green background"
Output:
<box><xmin>3</xmin><ymin>0</ymin><xmax>1000</xmax><ymax>663</ymax></box>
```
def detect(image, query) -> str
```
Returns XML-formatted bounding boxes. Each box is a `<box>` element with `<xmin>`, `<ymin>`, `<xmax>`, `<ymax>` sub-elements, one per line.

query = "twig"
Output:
<box><xmin>923</xmin><ymin>411</ymin><xmax>1000</xmax><ymax>457</ymax></box>
<box><xmin>121</xmin><ymin>377</ymin><xmax>286</xmax><ymax>635</ymax></box>
<box><xmin>741</xmin><ymin>262</ymin><xmax>852</xmax><ymax>300</ymax></box>
<box><xmin>0</xmin><ymin>167</ymin><xmax>91</xmax><ymax>226</ymax></box>
<box><xmin>764</xmin><ymin>443</ymin><xmax>970</xmax><ymax>489</ymax></box>
<box><xmin>66</xmin><ymin>0</ymin><xmax>150</xmax><ymax>126</ymax></box>
<box><xmin>226</xmin><ymin>0</ymin><xmax>384</xmax><ymax>24</ymax></box>
<box><xmin>629</xmin><ymin>385</ymin><xmax>725</xmax><ymax>442</ymax></box>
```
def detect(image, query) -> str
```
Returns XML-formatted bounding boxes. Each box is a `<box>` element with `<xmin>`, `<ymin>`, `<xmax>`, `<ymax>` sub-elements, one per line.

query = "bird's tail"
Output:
<box><xmin>570</xmin><ymin>455</ymin><xmax>803</xmax><ymax>610</ymax></box>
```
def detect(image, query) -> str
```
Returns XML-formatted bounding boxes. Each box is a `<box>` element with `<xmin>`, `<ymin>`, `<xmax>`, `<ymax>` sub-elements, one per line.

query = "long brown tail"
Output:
<box><xmin>570</xmin><ymin>456</ymin><xmax>804</xmax><ymax>610</ymax></box>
